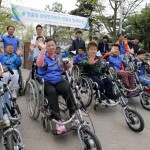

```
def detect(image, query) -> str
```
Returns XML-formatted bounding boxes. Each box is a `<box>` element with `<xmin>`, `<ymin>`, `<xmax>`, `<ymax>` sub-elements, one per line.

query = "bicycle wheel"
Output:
<box><xmin>124</xmin><ymin>108</ymin><xmax>145</xmax><ymax>132</ymax></box>
<box><xmin>140</xmin><ymin>92</ymin><xmax>150</xmax><ymax>111</ymax></box>
<box><xmin>3</xmin><ymin>131</ymin><xmax>22</xmax><ymax>150</ymax></box>
<box><xmin>79</xmin><ymin>127</ymin><xmax>102</xmax><ymax>150</ymax></box>
<box><xmin>78</xmin><ymin>77</ymin><xmax>93</xmax><ymax>108</ymax></box>
<box><xmin>58</xmin><ymin>96</ymin><xmax>68</xmax><ymax>112</ymax></box>
<box><xmin>71</xmin><ymin>65</ymin><xmax>80</xmax><ymax>82</ymax></box>
<box><xmin>25</xmin><ymin>79</ymin><xmax>40</xmax><ymax>119</ymax></box>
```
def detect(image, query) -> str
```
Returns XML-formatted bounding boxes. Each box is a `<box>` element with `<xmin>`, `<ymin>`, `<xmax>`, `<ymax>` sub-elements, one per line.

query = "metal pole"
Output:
<box><xmin>119</xmin><ymin>0</ymin><xmax>123</xmax><ymax>34</ymax></box>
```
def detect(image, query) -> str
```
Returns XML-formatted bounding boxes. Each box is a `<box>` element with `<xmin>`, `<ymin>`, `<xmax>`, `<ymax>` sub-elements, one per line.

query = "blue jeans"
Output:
<box><xmin>138</xmin><ymin>75</ymin><xmax>150</xmax><ymax>88</ymax></box>
<box><xmin>0</xmin><ymin>82</ymin><xmax>11</xmax><ymax>120</ymax></box>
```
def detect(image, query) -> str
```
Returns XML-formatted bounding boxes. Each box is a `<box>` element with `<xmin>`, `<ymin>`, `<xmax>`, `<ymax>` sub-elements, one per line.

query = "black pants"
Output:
<box><xmin>90</xmin><ymin>76</ymin><xmax>113</xmax><ymax>99</ymax></box>
<box><xmin>44</xmin><ymin>80</ymin><xmax>75</xmax><ymax>120</ymax></box>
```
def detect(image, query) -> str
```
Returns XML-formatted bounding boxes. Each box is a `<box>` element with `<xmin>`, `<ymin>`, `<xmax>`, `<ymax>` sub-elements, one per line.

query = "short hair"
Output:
<box><xmin>36</xmin><ymin>36</ymin><xmax>44</xmax><ymax>41</ymax></box>
<box><xmin>56</xmin><ymin>46</ymin><xmax>61</xmax><ymax>49</ymax></box>
<box><xmin>36</xmin><ymin>24</ymin><xmax>43</xmax><ymax>29</ymax></box>
<box><xmin>137</xmin><ymin>50</ymin><xmax>146</xmax><ymax>55</ymax></box>
<box><xmin>87</xmin><ymin>41</ymin><xmax>97</xmax><ymax>50</ymax></box>
<box><xmin>7</xmin><ymin>26</ymin><xmax>15</xmax><ymax>30</ymax></box>
<box><xmin>78</xmin><ymin>46</ymin><xmax>84</xmax><ymax>50</ymax></box>
<box><xmin>6</xmin><ymin>44</ymin><xmax>14</xmax><ymax>47</ymax></box>
<box><xmin>75</xmin><ymin>30</ymin><xmax>82</xmax><ymax>34</ymax></box>
<box><xmin>103</xmin><ymin>35</ymin><xmax>108</xmax><ymax>41</ymax></box>
<box><xmin>111</xmin><ymin>44</ymin><xmax>120</xmax><ymax>51</ymax></box>
<box><xmin>118</xmin><ymin>33</ymin><xmax>124</xmax><ymax>38</ymax></box>
<box><xmin>134</xmin><ymin>37</ymin><xmax>140</xmax><ymax>41</ymax></box>
<box><xmin>44</xmin><ymin>38</ymin><xmax>56</xmax><ymax>44</ymax></box>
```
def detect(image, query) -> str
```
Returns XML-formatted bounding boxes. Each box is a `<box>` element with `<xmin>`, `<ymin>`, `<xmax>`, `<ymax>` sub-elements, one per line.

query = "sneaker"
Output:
<box><xmin>56</xmin><ymin>121</ymin><xmax>67</xmax><ymax>134</ymax></box>
<box><xmin>11</xmin><ymin>91</ymin><xmax>17</xmax><ymax>99</ymax></box>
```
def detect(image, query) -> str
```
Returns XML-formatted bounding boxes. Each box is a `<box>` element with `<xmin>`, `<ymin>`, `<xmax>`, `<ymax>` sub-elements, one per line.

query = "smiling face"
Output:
<box><xmin>88</xmin><ymin>45</ymin><xmax>97</xmax><ymax>58</ymax></box>
<box><xmin>7</xmin><ymin>27</ymin><xmax>15</xmax><ymax>36</ymax></box>
<box><xmin>111</xmin><ymin>46</ymin><xmax>119</xmax><ymax>55</ymax></box>
<box><xmin>46</xmin><ymin>40</ymin><xmax>56</xmax><ymax>55</ymax></box>
<box><xmin>6</xmin><ymin>45</ymin><xmax>14</xmax><ymax>55</ymax></box>
<box><xmin>36</xmin><ymin>27</ymin><xmax>43</xmax><ymax>36</ymax></box>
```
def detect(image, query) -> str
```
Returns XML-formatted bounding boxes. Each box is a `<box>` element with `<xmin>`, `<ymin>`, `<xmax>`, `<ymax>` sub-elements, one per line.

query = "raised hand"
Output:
<box><xmin>37</xmin><ymin>41</ymin><xmax>46</xmax><ymax>50</ymax></box>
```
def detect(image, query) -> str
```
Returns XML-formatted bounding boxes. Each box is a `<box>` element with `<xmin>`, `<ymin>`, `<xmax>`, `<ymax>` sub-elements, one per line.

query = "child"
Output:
<box><xmin>73</xmin><ymin>47</ymin><xmax>86</xmax><ymax>65</ymax></box>
<box><xmin>103</xmin><ymin>44</ymin><xmax>136</xmax><ymax>95</ymax></box>
<box><xmin>135</xmin><ymin>50</ymin><xmax>150</xmax><ymax>88</ymax></box>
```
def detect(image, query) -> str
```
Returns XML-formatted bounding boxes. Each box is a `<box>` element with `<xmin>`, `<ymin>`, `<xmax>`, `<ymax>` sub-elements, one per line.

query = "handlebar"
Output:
<box><xmin>7</xmin><ymin>67</ymin><xmax>14</xmax><ymax>75</ymax></box>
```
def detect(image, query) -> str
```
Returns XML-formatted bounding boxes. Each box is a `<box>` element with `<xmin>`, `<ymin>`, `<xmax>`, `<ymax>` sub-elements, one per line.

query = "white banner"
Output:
<box><xmin>11</xmin><ymin>4</ymin><xmax>89</xmax><ymax>29</ymax></box>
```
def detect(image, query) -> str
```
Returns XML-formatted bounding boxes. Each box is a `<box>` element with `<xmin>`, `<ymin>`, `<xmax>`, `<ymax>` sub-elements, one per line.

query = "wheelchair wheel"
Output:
<box><xmin>140</xmin><ymin>92</ymin><xmax>150</xmax><ymax>111</ymax></box>
<box><xmin>58</xmin><ymin>96</ymin><xmax>68</xmax><ymax>112</ymax></box>
<box><xmin>124</xmin><ymin>108</ymin><xmax>144</xmax><ymax>132</ymax></box>
<box><xmin>25</xmin><ymin>79</ymin><xmax>40</xmax><ymax>119</ymax></box>
<box><xmin>79</xmin><ymin>127</ymin><xmax>102</xmax><ymax>150</ymax></box>
<box><xmin>78</xmin><ymin>77</ymin><xmax>93</xmax><ymax>108</ymax></box>
<box><xmin>71</xmin><ymin>65</ymin><xmax>80</xmax><ymax>82</ymax></box>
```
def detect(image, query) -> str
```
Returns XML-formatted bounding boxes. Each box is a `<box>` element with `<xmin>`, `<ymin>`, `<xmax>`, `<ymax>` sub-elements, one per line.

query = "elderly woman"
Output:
<box><xmin>36</xmin><ymin>38</ymin><xmax>75</xmax><ymax>134</ymax></box>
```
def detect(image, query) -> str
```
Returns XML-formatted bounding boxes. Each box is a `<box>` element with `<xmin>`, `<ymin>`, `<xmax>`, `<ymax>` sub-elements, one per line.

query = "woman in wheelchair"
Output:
<box><xmin>103</xmin><ymin>44</ymin><xmax>136</xmax><ymax>95</ymax></box>
<box><xmin>36</xmin><ymin>38</ymin><xmax>75</xmax><ymax>134</ymax></box>
<box><xmin>81</xmin><ymin>41</ymin><xmax>118</xmax><ymax>103</ymax></box>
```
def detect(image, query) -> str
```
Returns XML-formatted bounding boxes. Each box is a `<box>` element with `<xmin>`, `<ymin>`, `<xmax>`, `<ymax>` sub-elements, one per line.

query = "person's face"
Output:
<box><xmin>138</xmin><ymin>54</ymin><xmax>146</xmax><ymax>61</ymax></box>
<box><xmin>88</xmin><ymin>45</ymin><xmax>97</xmax><ymax>57</ymax></box>
<box><xmin>111</xmin><ymin>46</ymin><xmax>119</xmax><ymax>55</ymax></box>
<box><xmin>133</xmin><ymin>39</ymin><xmax>139</xmax><ymax>44</ymax></box>
<box><xmin>7</xmin><ymin>27</ymin><xmax>15</xmax><ymax>35</ymax></box>
<box><xmin>46</xmin><ymin>41</ymin><xmax>56</xmax><ymax>55</ymax></box>
<box><xmin>36</xmin><ymin>27</ymin><xmax>43</xmax><ymax>35</ymax></box>
<box><xmin>76</xmin><ymin>33</ymin><xmax>82</xmax><ymax>38</ymax></box>
<box><xmin>56</xmin><ymin>48</ymin><xmax>61</xmax><ymax>54</ymax></box>
<box><xmin>78</xmin><ymin>49</ymin><xmax>84</xmax><ymax>55</ymax></box>
<box><xmin>6</xmin><ymin>45</ymin><xmax>14</xmax><ymax>54</ymax></box>
<box><xmin>103</xmin><ymin>38</ymin><xmax>107</xmax><ymax>43</ymax></box>
<box><xmin>118</xmin><ymin>35</ymin><xmax>124</xmax><ymax>42</ymax></box>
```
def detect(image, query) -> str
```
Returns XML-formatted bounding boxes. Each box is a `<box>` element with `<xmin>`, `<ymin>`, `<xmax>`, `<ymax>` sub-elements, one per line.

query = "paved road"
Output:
<box><xmin>1</xmin><ymin>69</ymin><xmax>150</xmax><ymax>150</ymax></box>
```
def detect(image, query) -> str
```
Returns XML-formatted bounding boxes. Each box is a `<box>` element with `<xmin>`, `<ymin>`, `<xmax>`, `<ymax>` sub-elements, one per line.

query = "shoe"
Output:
<box><xmin>56</xmin><ymin>121</ymin><xmax>67</xmax><ymax>134</ymax></box>
<box><xmin>11</xmin><ymin>91</ymin><xmax>17</xmax><ymax>99</ymax></box>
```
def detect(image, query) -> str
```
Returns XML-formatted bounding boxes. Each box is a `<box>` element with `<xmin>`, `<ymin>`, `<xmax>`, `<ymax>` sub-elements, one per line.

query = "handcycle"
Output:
<box><xmin>0</xmin><ymin>63</ymin><xmax>24</xmax><ymax>150</ymax></box>
<box><xmin>25</xmin><ymin>58</ymin><xmax>102</xmax><ymax>150</ymax></box>
<box><xmin>79</xmin><ymin>60</ymin><xmax>145</xmax><ymax>132</ymax></box>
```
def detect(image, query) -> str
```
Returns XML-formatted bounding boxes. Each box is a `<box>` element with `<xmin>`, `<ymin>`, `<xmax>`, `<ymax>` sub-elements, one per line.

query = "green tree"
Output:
<box><xmin>124</xmin><ymin>5</ymin><xmax>150</xmax><ymax>51</ymax></box>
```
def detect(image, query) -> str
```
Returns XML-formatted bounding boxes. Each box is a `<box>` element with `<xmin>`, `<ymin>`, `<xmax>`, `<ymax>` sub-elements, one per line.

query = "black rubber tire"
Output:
<box><xmin>41</xmin><ymin>116</ymin><xmax>50</xmax><ymax>132</ymax></box>
<box><xmin>79</xmin><ymin>77</ymin><xmax>93</xmax><ymax>108</ymax></box>
<box><xmin>125</xmin><ymin>108</ymin><xmax>145</xmax><ymax>132</ymax></box>
<box><xmin>25</xmin><ymin>79</ymin><xmax>40</xmax><ymax>119</ymax></box>
<box><xmin>140</xmin><ymin>93</ymin><xmax>150</xmax><ymax>111</ymax></box>
<box><xmin>6</xmin><ymin>132</ymin><xmax>14</xmax><ymax>150</ymax></box>
<box><xmin>80</xmin><ymin>127</ymin><xmax>102</xmax><ymax>150</ymax></box>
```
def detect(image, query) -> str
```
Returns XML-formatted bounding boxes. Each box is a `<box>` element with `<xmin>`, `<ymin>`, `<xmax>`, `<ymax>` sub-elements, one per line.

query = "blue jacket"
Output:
<box><xmin>4</xmin><ymin>53</ymin><xmax>22</xmax><ymax>70</ymax></box>
<box><xmin>134</xmin><ymin>58</ymin><xmax>145</xmax><ymax>76</ymax></box>
<box><xmin>0</xmin><ymin>54</ymin><xmax>4</xmax><ymax>66</ymax></box>
<box><xmin>108</xmin><ymin>55</ymin><xmax>123</xmax><ymax>71</ymax></box>
<box><xmin>38</xmin><ymin>53</ymin><xmax>63</xmax><ymax>84</ymax></box>
<box><xmin>73</xmin><ymin>53</ymin><xmax>86</xmax><ymax>65</ymax></box>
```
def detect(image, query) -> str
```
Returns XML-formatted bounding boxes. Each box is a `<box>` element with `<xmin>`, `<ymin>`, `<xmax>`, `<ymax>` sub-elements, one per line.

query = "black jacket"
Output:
<box><xmin>98</xmin><ymin>42</ymin><xmax>109</xmax><ymax>55</ymax></box>
<box><xmin>72</xmin><ymin>38</ymin><xmax>86</xmax><ymax>54</ymax></box>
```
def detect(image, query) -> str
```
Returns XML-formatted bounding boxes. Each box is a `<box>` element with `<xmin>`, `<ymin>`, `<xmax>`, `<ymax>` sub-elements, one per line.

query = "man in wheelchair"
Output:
<box><xmin>2</xmin><ymin>44</ymin><xmax>22</xmax><ymax>99</ymax></box>
<box><xmin>36</xmin><ymin>38</ymin><xmax>75</xmax><ymax>134</ymax></box>
<box><xmin>135</xmin><ymin>50</ymin><xmax>150</xmax><ymax>90</ymax></box>
<box><xmin>81</xmin><ymin>41</ymin><xmax>119</xmax><ymax>103</ymax></box>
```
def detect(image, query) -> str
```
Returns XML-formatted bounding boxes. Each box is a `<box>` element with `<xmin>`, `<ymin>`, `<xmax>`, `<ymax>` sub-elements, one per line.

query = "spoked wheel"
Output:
<box><xmin>79</xmin><ymin>127</ymin><xmax>102</xmax><ymax>150</ymax></box>
<box><xmin>25</xmin><ymin>79</ymin><xmax>40</xmax><ymax>119</ymax></box>
<box><xmin>58</xmin><ymin>96</ymin><xmax>68</xmax><ymax>112</ymax></box>
<box><xmin>78</xmin><ymin>77</ymin><xmax>93</xmax><ymax>108</ymax></box>
<box><xmin>140</xmin><ymin>92</ymin><xmax>150</xmax><ymax>111</ymax></box>
<box><xmin>71</xmin><ymin>65</ymin><xmax>80</xmax><ymax>82</ymax></box>
<box><xmin>124</xmin><ymin>108</ymin><xmax>145</xmax><ymax>132</ymax></box>
<box><xmin>2</xmin><ymin>131</ymin><xmax>23</xmax><ymax>150</ymax></box>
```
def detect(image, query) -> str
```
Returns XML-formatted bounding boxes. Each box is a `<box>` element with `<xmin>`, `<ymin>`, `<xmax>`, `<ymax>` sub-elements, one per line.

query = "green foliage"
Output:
<box><xmin>124</xmin><ymin>5</ymin><xmax>150</xmax><ymax>51</ymax></box>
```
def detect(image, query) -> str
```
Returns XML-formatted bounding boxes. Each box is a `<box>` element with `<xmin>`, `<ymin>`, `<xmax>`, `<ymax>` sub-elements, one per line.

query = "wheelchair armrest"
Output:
<box><xmin>34</xmin><ymin>74</ymin><xmax>45</xmax><ymax>83</ymax></box>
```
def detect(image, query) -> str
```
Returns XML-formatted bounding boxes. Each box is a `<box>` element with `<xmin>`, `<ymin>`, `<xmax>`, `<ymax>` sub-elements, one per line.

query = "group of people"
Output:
<box><xmin>0</xmin><ymin>24</ymin><xmax>149</xmax><ymax>136</ymax></box>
